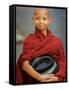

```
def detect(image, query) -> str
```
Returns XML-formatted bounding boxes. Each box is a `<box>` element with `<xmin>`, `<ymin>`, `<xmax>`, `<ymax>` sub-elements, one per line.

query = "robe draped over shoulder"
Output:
<box><xmin>16</xmin><ymin>28</ymin><xmax>66</xmax><ymax>84</ymax></box>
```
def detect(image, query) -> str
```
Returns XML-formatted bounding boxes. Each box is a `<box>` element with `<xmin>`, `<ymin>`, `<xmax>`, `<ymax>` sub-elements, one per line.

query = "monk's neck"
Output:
<box><xmin>41</xmin><ymin>29</ymin><xmax>48</xmax><ymax>37</ymax></box>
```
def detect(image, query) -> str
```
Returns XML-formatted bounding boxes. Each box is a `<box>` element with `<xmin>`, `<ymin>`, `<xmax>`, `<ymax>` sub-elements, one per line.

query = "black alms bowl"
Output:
<box><xmin>30</xmin><ymin>55</ymin><xmax>57</xmax><ymax>74</ymax></box>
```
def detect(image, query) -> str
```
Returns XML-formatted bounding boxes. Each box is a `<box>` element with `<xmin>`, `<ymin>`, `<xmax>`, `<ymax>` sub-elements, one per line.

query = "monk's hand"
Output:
<box><xmin>45</xmin><ymin>74</ymin><xmax>58</xmax><ymax>82</ymax></box>
<box><xmin>44</xmin><ymin>74</ymin><xmax>58</xmax><ymax>82</ymax></box>
<box><xmin>38</xmin><ymin>74</ymin><xmax>55</xmax><ymax>82</ymax></box>
<box><xmin>38</xmin><ymin>74</ymin><xmax>58</xmax><ymax>82</ymax></box>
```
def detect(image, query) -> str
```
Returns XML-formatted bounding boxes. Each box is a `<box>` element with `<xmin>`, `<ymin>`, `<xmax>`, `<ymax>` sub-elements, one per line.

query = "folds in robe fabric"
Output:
<box><xmin>16</xmin><ymin>28</ymin><xmax>66</xmax><ymax>84</ymax></box>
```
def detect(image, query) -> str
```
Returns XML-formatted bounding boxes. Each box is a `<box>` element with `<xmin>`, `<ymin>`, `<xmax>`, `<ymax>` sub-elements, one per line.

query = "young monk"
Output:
<box><xmin>16</xmin><ymin>8</ymin><xmax>66</xmax><ymax>84</ymax></box>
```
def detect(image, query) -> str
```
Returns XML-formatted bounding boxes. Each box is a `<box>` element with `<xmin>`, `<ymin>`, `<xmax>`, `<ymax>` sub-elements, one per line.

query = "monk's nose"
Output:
<box><xmin>39</xmin><ymin>18</ymin><xmax>43</xmax><ymax>23</ymax></box>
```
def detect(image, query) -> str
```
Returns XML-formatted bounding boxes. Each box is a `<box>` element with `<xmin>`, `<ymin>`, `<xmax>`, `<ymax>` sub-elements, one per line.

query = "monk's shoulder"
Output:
<box><xmin>23</xmin><ymin>33</ymin><xmax>36</xmax><ymax>44</ymax></box>
<box><xmin>53</xmin><ymin>35</ymin><xmax>63</xmax><ymax>45</ymax></box>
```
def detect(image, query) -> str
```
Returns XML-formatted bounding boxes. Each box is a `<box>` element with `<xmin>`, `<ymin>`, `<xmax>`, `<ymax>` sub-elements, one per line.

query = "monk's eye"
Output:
<box><xmin>35</xmin><ymin>17</ymin><xmax>40</xmax><ymax>20</ymax></box>
<box><xmin>43</xmin><ymin>17</ymin><xmax>47</xmax><ymax>20</ymax></box>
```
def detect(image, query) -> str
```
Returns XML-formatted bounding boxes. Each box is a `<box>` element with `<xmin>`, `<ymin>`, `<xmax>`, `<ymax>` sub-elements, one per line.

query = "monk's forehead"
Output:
<box><xmin>33</xmin><ymin>8</ymin><xmax>49</xmax><ymax>16</ymax></box>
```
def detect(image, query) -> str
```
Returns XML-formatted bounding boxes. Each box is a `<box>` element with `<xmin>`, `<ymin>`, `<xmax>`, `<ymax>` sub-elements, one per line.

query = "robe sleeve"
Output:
<box><xmin>55</xmin><ymin>45</ymin><xmax>66</xmax><ymax>81</ymax></box>
<box><xmin>16</xmin><ymin>35</ymin><xmax>36</xmax><ymax>84</ymax></box>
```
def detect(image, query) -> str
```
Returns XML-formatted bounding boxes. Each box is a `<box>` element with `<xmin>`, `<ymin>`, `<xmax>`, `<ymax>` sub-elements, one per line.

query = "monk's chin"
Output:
<box><xmin>38</xmin><ymin>28</ymin><xmax>47</xmax><ymax>31</ymax></box>
<box><xmin>36</xmin><ymin>26</ymin><xmax>48</xmax><ymax>31</ymax></box>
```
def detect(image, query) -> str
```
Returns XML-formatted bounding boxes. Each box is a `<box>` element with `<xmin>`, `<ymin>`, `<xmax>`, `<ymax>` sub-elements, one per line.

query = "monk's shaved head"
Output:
<box><xmin>33</xmin><ymin>8</ymin><xmax>49</xmax><ymax>17</ymax></box>
<box><xmin>32</xmin><ymin>8</ymin><xmax>51</xmax><ymax>31</ymax></box>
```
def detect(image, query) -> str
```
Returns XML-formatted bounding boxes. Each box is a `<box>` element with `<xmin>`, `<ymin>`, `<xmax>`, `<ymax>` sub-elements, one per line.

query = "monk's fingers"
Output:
<box><xmin>44</xmin><ymin>74</ymin><xmax>54</xmax><ymax>79</ymax></box>
<box><xmin>41</xmin><ymin>78</ymin><xmax>54</xmax><ymax>82</ymax></box>
<box><xmin>53</xmin><ymin>77</ymin><xmax>58</xmax><ymax>81</ymax></box>
<box><xmin>46</xmin><ymin>77</ymin><xmax>58</xmax><ymax>82</ymax></box>
<box><xmin>41</xmin><ymin>77</ymin><xmax>58</xmax><ymax>82</ymax></box>
<box><xmin>41</xmin><ymin>79</ymin><xmax>50</xmax><ymax>82</ymax></box>
<box><xmin>47</xmin><ymin>73</ymin><xmax>54</xmax><ymax>76</ymax></box>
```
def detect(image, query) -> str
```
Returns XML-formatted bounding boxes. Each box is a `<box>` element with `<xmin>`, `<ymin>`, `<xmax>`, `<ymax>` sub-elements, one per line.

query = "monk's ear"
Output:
<box><xmin>32</xmin><ymin>16</ymin><xmax>35</xmax><ymax>23</ymax></box>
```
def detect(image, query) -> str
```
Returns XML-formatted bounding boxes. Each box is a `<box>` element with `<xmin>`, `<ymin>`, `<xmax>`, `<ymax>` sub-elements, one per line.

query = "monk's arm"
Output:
<box><xmin>22</xmin><ymin>61</ymin><xmax>41</xmax><ymax>81</ymax></box>
<box><xmin>22</xmin><ymin>61</ymin><xmax>57</xmax><ymax>82</ymax></box>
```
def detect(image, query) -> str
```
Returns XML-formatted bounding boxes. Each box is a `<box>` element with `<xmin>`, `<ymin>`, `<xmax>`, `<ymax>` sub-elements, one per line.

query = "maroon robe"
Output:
<box><xmin>16</xmin><ymin>28</ymin><xmax>66</xmax><ymax>84</ymax></box>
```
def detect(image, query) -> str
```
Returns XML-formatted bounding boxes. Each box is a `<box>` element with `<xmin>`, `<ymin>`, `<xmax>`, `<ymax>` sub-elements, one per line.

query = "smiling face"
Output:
<box><xmin>32</xmin><ymin>8</ymin><xmax>51</xmax><ymax>31</ymax></box>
